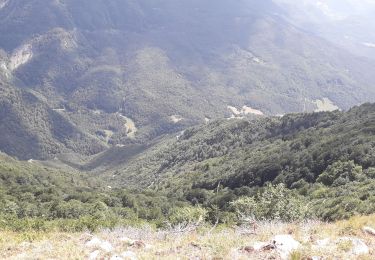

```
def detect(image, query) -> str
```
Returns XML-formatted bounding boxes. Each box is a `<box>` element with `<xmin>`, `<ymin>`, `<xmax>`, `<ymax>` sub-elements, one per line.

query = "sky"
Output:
<box><xmin>275</xmin><ymin>0</ymin><xmax>375</xmax><ymax>19</ymax></box>
<box><xmin>273</xmin><ymin>0</ymin><xmax>375</xmax><ymax>56</ymax></box>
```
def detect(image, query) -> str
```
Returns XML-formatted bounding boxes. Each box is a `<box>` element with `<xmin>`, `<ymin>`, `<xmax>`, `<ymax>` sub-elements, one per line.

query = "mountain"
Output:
<box><xmin>1</xmin><ymin>103</ymin><xmax>374</xmax><ymax>223</ymax></box>
<box><xmin>0</xmin><ymin>80</ymin><xmax>109</xmax><ymax>160</ymax></box>
<box><xmin>0</xmin><ymin>0</ymin><xmax>375</xmax><ymax>160</ymax></box>
<box><xmin>97</xmin><ymin>103</ymin><xmax>375</xmax><ymax>220</ymax></box>
<box><xmin>99</xmin><ymin>103</ymin><xmax>375</xmax><ymax>189</ymax></box>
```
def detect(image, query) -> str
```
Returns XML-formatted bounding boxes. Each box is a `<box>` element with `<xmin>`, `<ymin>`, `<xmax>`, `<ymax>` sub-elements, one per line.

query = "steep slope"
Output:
<box><xmin>97</xmin><ymin>103</ymin><xmax>375</xmax><ymax>220</ymax></box>
<box><xmin>1</xmin><ymin>104</ymin><xmax>375</xmax><ymax>224</ymax></box>
<box><xmin>0</xmin><ymin>0</ymin><xmax>374</xmax><ymax>156</ymax></box>
<box><xmin>0</xmin><ymin>80</ymin><xmax>106</xmax><ymax>160</ymax></box>
<box><xmin>0</xmin><ymin>151</ymin><xmax>183</xmax><ymax>225</ymax></box>
<box><xmin>106</xmin><ymin>103</ymin><xmax>375</xmax><ymax>189</ymax></box>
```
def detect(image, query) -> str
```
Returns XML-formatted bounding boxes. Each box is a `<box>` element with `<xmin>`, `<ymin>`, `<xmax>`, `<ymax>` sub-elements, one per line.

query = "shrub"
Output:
<box><xmin>230</xmin><ymin>184</ymin><xmax>309</xmax><ymax>222</ymax></box>
<box><xmin>168</xmin><ymin>206</ymin><xmax>208</xmax><ymax>225</ymax></box>
<box><xmin>317</xmin><ymin>161</ymin><xmax>364</xmax><ymax>186</ymax></box>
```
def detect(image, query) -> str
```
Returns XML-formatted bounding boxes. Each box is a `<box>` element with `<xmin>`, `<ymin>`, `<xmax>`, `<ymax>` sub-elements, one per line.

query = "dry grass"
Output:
<box><xmin>0</xmin><ymin>215</ymin><xmax>375</xmax><ymax>259</ymax></box>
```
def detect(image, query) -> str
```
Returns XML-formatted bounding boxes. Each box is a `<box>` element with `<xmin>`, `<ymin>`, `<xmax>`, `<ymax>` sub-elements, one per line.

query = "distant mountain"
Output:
<box><xmin>0</xmin><ymin>0</ymin><xmax>374</xmax><ymax>159</ymax></box>
<box><xmin>274</xmin><ymin>0</ymin><xmax>375</xmax><ymax>60</ymax></box>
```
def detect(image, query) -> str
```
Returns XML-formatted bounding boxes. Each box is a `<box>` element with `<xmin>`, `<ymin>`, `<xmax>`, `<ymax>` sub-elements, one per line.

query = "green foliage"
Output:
<box><xmin>231</xmin><ymin>184</ymin><xmax>309</xmax><ymax>222</ymax></box>
<box><xmin>112</xmin><ymin>103</ymin><xmax>375</xmax><ymax>221</ymax></box>
<box><xmin>0</xmin><ymin>104</ymin><xmax>375</xmax><ymax>230</ymax></box>
<box><xmin>168</xmin><ymin>206</ymin><xmax>208</xmax><ymax>225</ymax></box>
<box><xmin>317</xmin><ymin>161</ymin><xmax>364</xmax><ymax>186</ymax></box>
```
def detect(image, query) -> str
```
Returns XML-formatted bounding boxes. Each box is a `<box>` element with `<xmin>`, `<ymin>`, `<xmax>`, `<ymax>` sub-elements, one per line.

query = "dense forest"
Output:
<box><xmin>0</xmin><ymin>103</ymin><xmax>374</xmax><ymax>231</ymax></box>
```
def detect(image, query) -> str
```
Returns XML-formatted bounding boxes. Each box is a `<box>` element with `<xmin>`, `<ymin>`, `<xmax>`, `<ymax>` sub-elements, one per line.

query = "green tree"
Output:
<box><xmin>317</xmin><ymin>161</ymin><xmax>364</xmax><ymax>186</ymax></box>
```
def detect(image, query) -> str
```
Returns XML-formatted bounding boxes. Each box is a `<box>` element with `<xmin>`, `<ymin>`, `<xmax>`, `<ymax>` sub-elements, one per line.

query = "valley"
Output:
<box><xmin>0</xmin><ymin>0</ymin><xmax>375</xmax><ymax>161</ymax></box>
<box><xmin>0</xmin><ymin>1</ymin><xmax>374</xmax><ymax>259</ymax></box>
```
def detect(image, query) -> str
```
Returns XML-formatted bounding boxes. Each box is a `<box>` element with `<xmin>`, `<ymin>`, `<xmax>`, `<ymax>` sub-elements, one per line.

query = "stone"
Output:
<box><xmin>363</xmin><ymin>226</ymin><xmax>375</xmax><ymax>236</ymax></box>
<box><xmin>121</xmin><ymin>250</ymin><xmax>137</xmax><ymax>260</ymax></box>
<box><xmin>271</xmin><ymin>234</ymin><xmax>301</xmax><ymax>260</ymax></box>
<box><xmin>85</xmin><ymin>237</ymin><xmax>113</xmax><ymax>253</ymax></box>
<box><xmin>239</xmin><ymin>246</ymin><xmax>254</xmax><ymax>253</ymax></box>
<box><xmin>100</xmin><ymin>241</ymin><xmax>114</xmax><ymax>252</ymax></box>
<box><xmin>88</xmin><ymin>250</ymin><xmax>101</xmax><ymax>260</ymax></box>
<box><xmin>120</xmin><ymin>237</ymin><xmax>136</xmax><ymax>245</ymax></box>
<box><xmin>316</xmin><ymin>238</ymin><xmax>330</xmax><ymax>247</ymax></box>
<box><xmin>336</xmin><ymin>237</ymin><xmax>369</xmax><ymax>255</ymax></box>
<box><xmin>85</xmin><ymin>237</ymin><xmax>102</xmax><ymax>247</ymax></box>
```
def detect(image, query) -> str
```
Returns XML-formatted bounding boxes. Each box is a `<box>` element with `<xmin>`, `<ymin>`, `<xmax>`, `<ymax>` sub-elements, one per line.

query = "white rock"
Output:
<box><xmin>337</xmin><ymin>237</ymin><xmax>369</xmax><ymax>255</ymax></box>
<box><xmin>110</xmin><ymin>255</ymin><xmax>124</xmax><ymax>260</ymax></box>
<box><xmin>227</xmin><ymin>105</ymin><xmax>264</xmax><ymax>117</ymax></box>
<box><xmin>121</xmin><ymin>251</ymin><xmax>137</xmax><ymax>260</ymax></box>
<box><xmin>314</xmin><ymin>98</ymin><xmax>340</xmax><ymax>112</ymax></box>
<box><xmin>271</xmin><ymin>235</ymin><xmax>301</xmax><ymax>260</ymax></box>
<box><xmin>85</xmin><ymin>237</ymin><xmax>102</xmax><ymax>247</ymax></box>
<box><xmin>363</xmin><ymin>226</ymin><xmax>375</xmax><ymax>236</ymax></box>
<box><xmin>144</xmin><ymin>243</ymin><xmax>154</xmax><ymax>251</ymax></box>
<box><xmin>88</xmin><ymin>250</ymin><xmax>101</xmax><ymax>260</ymax></box>
<box><xmin>170</xmin><ymin>115</ymin><xmax>183</xmax><ymax>123</ymax></box>
<box><xmin>316</xmin><ymin>238</ymin><xmax>330</xmax><ymax>247</ymax></box>
<box><xmin>99</xmin><ymin>241</ymin><xmax>114</xmax><ymax>252</ymax></box>
<box><xmin>85</xmin><ymin>237</ymin><xmax>113</xmax><ymax>252</ymax></box>
<box><xmin>8</xmin><ymin>44</ymin><xmax>33</xmax><ymax>71</ymax></box>
<box><xmin>120</xmin><ymin>237</ymin><xmax>136</xmax><ymax>245</ymax></box>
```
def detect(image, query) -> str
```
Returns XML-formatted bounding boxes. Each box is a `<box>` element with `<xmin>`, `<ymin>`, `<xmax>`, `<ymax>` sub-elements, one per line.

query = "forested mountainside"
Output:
<box><xmin>0</xmin><ymin>81</ymin><xmax>106</xmax><ymax>159</ymax></box>
<box><xmin>101</xmin><ymin>103</ymin><xmax>375</xmax><ymax>220</ymax></box>
<box><xmin>0</xmin><ymin>0</ymin><xmax>375</xmax><ymax>160</ymax></box>
<box><xmin>1</xmin><ymin>104</ymin><xmax>374</xmax><ymax>227</ymax></box>
<box><xmin>107</xmin><ymin>103</ymin><xmax>375</xmax><ymax>188</ymax></box>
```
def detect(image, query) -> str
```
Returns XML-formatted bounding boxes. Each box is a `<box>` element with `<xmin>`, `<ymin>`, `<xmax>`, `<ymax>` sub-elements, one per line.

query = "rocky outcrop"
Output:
<box><xmin>271</xmin><ymin>235</ymin><xmax>301</xmax><ymax>259</ymax></box>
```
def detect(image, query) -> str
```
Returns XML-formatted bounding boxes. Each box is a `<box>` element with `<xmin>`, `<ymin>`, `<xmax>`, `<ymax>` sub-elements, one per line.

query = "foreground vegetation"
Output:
<box><xmin>1</xmin><ymin>215</ymin><xmax>374</xmax><ymax>259</ymax></box>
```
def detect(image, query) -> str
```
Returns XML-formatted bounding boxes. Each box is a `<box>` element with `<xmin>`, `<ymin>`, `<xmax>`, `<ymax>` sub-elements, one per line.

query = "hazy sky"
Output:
<box><xmin>276</xmin><ymin>0</ymin><xmax>375</xmax><ymax>19</ymax></box>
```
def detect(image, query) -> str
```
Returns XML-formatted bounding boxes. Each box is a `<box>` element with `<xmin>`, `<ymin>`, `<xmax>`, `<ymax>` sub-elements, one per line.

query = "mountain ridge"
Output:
<box><xmin>0</xmin><ymin>0</ymin><xmax>375</xmax><ymax>160</ymax></box>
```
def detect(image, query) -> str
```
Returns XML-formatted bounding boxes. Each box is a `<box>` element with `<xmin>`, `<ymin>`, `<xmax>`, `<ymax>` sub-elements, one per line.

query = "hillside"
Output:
<box><xmin>0</xmin><ymin>1</ymin><xmax>375</xmax><ymax>259</ymax></box>
<box><xmin>100</xmin><ymin>103</ymin><xmax>375</xmax><ymax>220</ymax></box>
<box><xmin>0</xmin><ymin>0</ymin><xmax>375</xmax><ymax>159</ymax></box>
<box><xmin>0</xmin><ymin>81</ymin><xmax>108</xmax><ymax>160</ymax></box>
<box><xmin>1</xmin><ymin>103</ymin><xmax>374</xmax><ymax>225</ymax></box>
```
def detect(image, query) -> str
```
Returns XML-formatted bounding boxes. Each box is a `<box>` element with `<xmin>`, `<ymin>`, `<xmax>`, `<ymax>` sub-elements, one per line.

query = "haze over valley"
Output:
<box><xmin>0</xmin><ymin>1</ymin><xmax>374</xmax><ymax>259</ymax></box>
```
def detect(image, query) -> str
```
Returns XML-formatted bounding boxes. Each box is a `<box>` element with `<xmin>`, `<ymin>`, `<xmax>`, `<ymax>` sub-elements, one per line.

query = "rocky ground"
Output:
<box><xmin>1</xmin><ymin>215</ymin><xmax>375</xmax><ymax>259</ymax></box>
